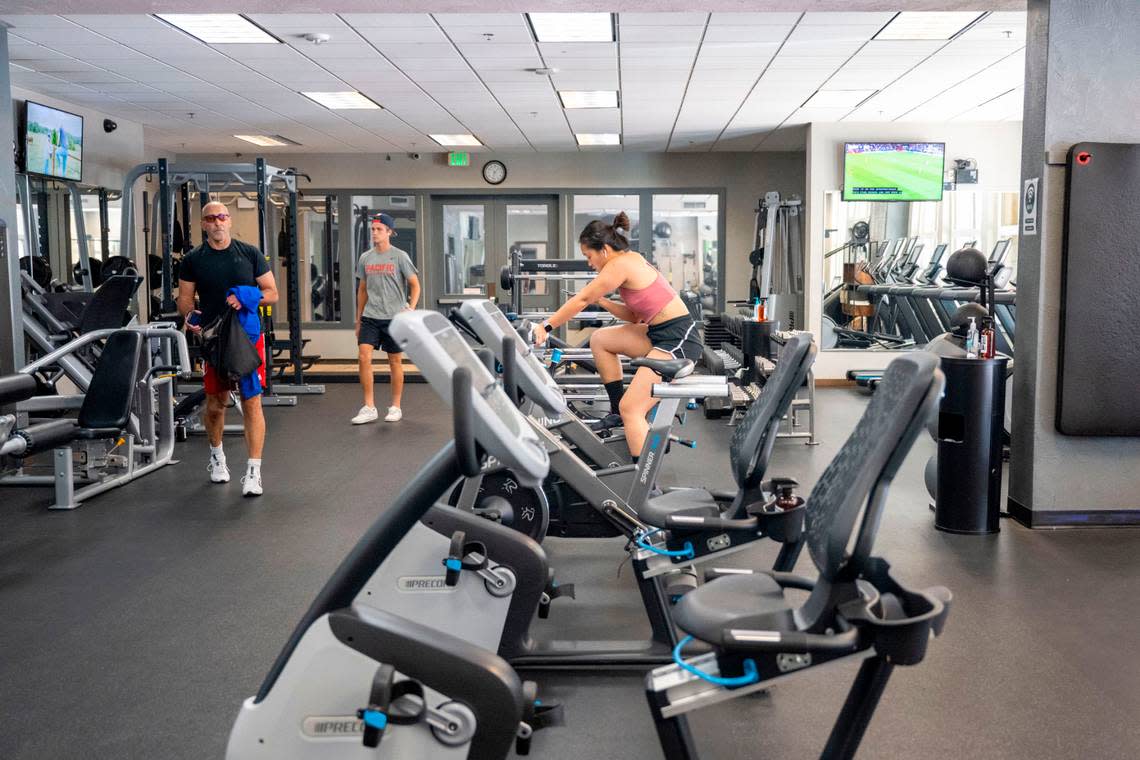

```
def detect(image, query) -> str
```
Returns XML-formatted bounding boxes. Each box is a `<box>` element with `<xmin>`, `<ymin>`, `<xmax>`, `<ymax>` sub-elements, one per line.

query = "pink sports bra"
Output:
<box><xmin>619</xmin><ymin>272</ymin><xmax>676</xmax><ymax>323</ymax></box>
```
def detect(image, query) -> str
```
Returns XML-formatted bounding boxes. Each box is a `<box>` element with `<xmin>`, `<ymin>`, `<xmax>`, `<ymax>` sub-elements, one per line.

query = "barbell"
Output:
<box><xmin>499</xmin><ymin>265</ymin><xmax>597</xmax><ymax>292</ymax></box>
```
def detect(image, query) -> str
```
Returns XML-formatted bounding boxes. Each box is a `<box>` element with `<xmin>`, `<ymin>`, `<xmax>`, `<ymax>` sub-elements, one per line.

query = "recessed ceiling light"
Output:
<box><xmin>302</xmin><ymin>91</ymin><xmax>381</xmax><ymax>110</ymax></box>
<box><xmin>155</xmin><ymin>14</ymin><xmax>279</xmax><ymax>44</ymax></box>
<box><xmin>803</xmin><ymin>90</ymin><xmax>877</xmax><ymax>108</ymax></box>
<box><xmin>875</xmin><ymin>12</ymin><xmax>986</xmax><ymax>40</ymax></box>
<box><xmin>234</xmin><ymin>134</ymin><xmax>301</xmax><ymax>147</ymax></box>
<box><xmin>559</xmin><ymin>91</ymin><xmax>619</xmax><ymax>109</ymax></box>
<box><xmin>576</xmin><ymin>133</ymin><xmax>621</xmax><ymax>146</ymax></box>
<box><xmin>430</xmin><ymin>134</ymin><xmax>483</xmax><ymax>147</ymax></box>
<box><xmin>527</xmin><ymin>13</ymin><xmax>614</xmax><ymax>43</ymax></box>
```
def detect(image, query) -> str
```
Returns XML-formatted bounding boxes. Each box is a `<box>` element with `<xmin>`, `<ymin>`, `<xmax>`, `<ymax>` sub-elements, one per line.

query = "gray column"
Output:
<box><xmin>0</xmin><ymin>27</ymin><xmax>24</xmax><ymax>375</ymax></box>
<box><xmin>1009</xmin><ymin>0</ymin><xmax>1140</xmax><ymax>526</ymax></box>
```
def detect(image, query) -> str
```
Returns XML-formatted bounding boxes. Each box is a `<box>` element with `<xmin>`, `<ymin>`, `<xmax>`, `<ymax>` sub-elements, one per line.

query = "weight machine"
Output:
<box><xmin>499</xmin><ymin>249</ymin><xmax>617</xmax><ymax>326</ymax></box>
<box><xmin>15</xmin><ymin>172</ymin><xmax>100</xmax><ymax>293</ymax></box>
<box><xmin>748</xmin><ymin>192</ymin><xmax>804</xmax><ymax>330</ymax></box>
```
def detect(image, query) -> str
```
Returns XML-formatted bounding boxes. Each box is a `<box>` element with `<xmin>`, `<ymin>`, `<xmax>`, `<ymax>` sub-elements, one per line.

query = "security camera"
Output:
<box><xmin>103</xmin><ymin>119</ymin><xmax>117</xmax><ymax>133</ymax></box>
<box><xmin>409</xmin><ymin>152</ymin><xmax>422</xmax><ymax>161</ymax></box>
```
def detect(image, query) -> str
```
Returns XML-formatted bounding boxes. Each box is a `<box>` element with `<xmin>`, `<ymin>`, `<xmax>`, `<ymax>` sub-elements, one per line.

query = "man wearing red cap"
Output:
<box><xmin>351</xmin><ymin>213</ymin><xmax>420</xmax><ymax>424</ymax></box>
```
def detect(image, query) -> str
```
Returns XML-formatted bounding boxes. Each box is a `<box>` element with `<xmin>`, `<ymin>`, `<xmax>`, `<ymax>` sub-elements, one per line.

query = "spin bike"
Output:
<box><xmin>451</xmin><ymin>299</ymin><xmax>715</xmax><ymax>541</ymax></box>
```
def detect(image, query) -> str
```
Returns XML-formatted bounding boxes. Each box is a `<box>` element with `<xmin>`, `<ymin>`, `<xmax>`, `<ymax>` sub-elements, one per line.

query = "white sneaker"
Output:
<box><xmin>241</xmin><ymin>470</ymin><xmax>263</xmax><ymax>497</ymax></box>
<box><xmin>351</xmin><ymin>405</ymin><xmax>379</xmax><ymax>425</ymax></box>
<box><xmin>207</xmin><ymin>456</ymin><xmax>230</xmax><ymax>484</ymax></box>
<box><xmin>384</xmin><ymin>406</ymin><xmax>403</xmax><ymax>422</ymax></box>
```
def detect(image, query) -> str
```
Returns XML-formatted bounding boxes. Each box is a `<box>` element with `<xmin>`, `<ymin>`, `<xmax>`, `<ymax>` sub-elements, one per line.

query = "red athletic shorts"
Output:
<box><xmin>203</xmin><ymin>333</ymin><xmax>266</xmax><ymax>395</ymax></box>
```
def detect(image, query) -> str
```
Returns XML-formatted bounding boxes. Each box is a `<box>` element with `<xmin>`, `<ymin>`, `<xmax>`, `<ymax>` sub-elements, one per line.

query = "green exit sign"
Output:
<box><xmin>448</xmin><ymin>152</ymin><xmax>470</xmax><ymax>167</ymax></box>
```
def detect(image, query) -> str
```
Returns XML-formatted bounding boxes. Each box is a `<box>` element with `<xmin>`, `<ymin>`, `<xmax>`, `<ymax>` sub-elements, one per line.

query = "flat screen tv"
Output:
<box><xmin>23</xmin><ymin>100</ymin><xmax>84</xmax><ymax>182</ymax></box>
<box><xmin>843</xmin><ymin>142</ymin><xmax>945</xmax><ymax>202</ymax></box>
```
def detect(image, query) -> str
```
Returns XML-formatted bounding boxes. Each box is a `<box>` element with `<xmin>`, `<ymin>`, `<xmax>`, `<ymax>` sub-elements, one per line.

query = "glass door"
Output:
<box><xmin>432</xmin><ymin>196</ymin><xmax>558</xmax><ymax>313</ymax></box>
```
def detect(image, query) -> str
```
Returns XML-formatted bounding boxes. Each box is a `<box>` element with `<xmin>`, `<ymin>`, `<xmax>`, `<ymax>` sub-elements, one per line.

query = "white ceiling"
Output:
<box><xmin>3</xmin><ymin>11</ymin><xmax>1027</xmax><ymax>154</ymax></box>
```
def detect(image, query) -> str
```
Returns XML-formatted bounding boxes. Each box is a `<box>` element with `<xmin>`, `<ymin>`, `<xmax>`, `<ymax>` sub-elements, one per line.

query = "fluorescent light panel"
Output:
<box><xmin>156</xmin><ymin>14</ymin><xmax>279</xmax><ymax>44</ymax></box>
<box><xmin>302</xmin><ymin>91</ymin><xmax>381</xmax><ymax>110</ymax></box>
<box><xmin>876</xmin><ymin>12</ymin><xmax>986</xmax><ymax>41</ymax></box>
<box><xmin>576</xmin><ymin>133</ymin><xmax>620</xmax><ymax>146</ymax></box>
<box><xmin>528</xmin><ymin>13</ymin><xmax>614</xmax><ymax>43</ymax></box>
<box><xmin>429</xmin><ymin>134</ymin><xmax>483</xmax><ymax>147</ymax></box>
<box><xmin>559</xmin><ymin>90</ymin><xmax>619</xmax><ymax>109</ymax></box>
<box><xmin>804</xmin><ymin>89</ymin><xmax>877</xmax><ymax>108</ymax></box>
<box><xmin>234</xmin><ymin>134</ymin><xmax>300</xmax><ymax>147</ymax></box>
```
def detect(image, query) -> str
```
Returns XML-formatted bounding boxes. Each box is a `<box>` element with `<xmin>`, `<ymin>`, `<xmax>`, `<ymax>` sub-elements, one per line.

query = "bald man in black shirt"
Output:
<box><xmin>178</xmin><ymin>201</ymin><xmax>278</xmax><ymax>497</ymax></box>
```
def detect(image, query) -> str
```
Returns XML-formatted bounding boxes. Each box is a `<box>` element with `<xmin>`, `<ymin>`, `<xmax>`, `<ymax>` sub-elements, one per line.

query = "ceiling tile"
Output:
<box><xmin>433</xmin><ymin>13</ymin><xmax>525</xmax><ymax>28</ymax></box>
<box><xmin>620</xmin><ymin>13</ymin><xmax>707</xmax><ymax>26</ymax></box>
<box><xmin>703</xmin><ymin>26</ymin><xmax>792</xmax><ymax>43</ymax></box>
<box><xmin>446</xmin><ymin>26</ymin><xmax>533</xmax><ymax>44</ymax></box>
<box><xmin>620</xmin><ymin>26</ymin><xmax>704</xmax><ymax>44</ymax></box>
<box><xmin>708</xmin><ymin>13</ymin><xmax>802</xmax><ymax>26</ymax></box>
<box><xmin>800</xmin><ymin>13</ymin><xmax>894</xmax><ymax>26</ymax></box>
<box><xmin>339</xmin><ymin>14</ymin><xmax>436</xmax><ymax>29</ymax></box>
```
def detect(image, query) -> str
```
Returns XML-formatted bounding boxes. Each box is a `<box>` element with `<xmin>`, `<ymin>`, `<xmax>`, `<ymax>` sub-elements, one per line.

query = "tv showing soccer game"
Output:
<box><xmin>843</xmin><ymin>142</ymin><xmax>945</xmax><ymax>202</ymax></box>
<box><xmin>23</xmin><ymin>101</ymin><xmax>84</xmax><ymax>182</ymax></box>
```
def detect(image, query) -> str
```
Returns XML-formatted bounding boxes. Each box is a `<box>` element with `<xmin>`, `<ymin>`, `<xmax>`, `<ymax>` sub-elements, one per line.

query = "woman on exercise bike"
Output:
<box><xmin>533</xmin><ymin>212</ymin><xmax>701</xmax><ymax>457</ymax></box>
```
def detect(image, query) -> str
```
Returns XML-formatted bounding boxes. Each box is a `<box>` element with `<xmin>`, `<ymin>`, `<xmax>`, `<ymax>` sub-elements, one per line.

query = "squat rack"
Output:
<box><xmin>119</xmin><ymin>158</ymin><xmax>324</xmax><ymax>401</ymax></box>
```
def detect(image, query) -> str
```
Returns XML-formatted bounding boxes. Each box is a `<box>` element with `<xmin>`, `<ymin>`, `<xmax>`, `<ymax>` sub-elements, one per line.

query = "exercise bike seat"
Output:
<box><xmin>631</xmin><ymin>357</ymin><xmax>694</xmax><ymax>381</ymax></box>
<box><xmin>671</xmin><ymin>572</ymin><xmax>795</xmax><ymax>644</ymax></box>
<box><xmin>639</xmin><ymin>487</ymin><xmax>722</xmax><ymax>527</ymax></box>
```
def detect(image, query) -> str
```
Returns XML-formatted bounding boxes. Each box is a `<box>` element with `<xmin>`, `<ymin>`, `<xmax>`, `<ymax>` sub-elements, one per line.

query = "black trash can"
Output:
<box><xmin>933</xmin><ymin>356</ymin><xmax>1008</xmax><ymax>535</ymax></box>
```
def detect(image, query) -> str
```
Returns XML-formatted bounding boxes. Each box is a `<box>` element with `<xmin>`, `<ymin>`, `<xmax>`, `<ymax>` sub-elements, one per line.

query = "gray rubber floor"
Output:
<box><xmin>2</xmin><ymin>383</ymin><xmax>1139</xmax><ymax>759</ymax></box>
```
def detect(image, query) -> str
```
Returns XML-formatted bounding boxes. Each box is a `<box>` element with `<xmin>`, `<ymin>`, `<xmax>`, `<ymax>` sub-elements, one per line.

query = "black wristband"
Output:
<box><xmin>542</xmin><ymin>321</ymin><xmax>554</xmax><ymax>333</ymax></box>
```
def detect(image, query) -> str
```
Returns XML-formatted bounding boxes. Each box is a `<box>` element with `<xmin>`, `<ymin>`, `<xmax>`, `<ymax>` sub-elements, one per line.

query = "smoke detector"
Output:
<box><xmin>528</xmin><ymin>67</ymin><xmax>558</xmax><ymax>76</ymax></box>
<box><xmin>304</xmin><ymin>32</ymin><xmax>331</xmax><ymax>45</ymax></box>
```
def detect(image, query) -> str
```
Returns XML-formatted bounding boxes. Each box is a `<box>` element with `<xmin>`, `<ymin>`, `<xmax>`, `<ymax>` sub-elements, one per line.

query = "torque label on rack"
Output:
<box><xmin>397</xmin><ymin>575</ymin><xmax>457</xmax><ymax>592</ymax></box>
<box><xmin>303</xmin><ymin>716</ymin><xmax>364</xmax><ymax>737</ymax></box>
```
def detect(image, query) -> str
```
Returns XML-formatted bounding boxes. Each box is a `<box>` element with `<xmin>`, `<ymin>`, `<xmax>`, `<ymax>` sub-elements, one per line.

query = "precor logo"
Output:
<box><xmin>397</xmin><ymin>575</ymin><xmax>455</xmax><ymax>592</ymax></box>
<box><xmin>302</xmin><ymin>716</ymin><xmax>364</xmax><ymax>738</ymax></box>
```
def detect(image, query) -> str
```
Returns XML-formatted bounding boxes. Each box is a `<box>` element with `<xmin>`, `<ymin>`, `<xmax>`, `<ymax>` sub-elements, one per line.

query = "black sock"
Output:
<box><xmin>604</xmin><ymin>380</ymin><xmax>625</xmax><ymax>415</ymax></box>
<box><xmin>631</xmin><ymin>455</ymin><xmax>639</xmax><ymax>463</ymax></box>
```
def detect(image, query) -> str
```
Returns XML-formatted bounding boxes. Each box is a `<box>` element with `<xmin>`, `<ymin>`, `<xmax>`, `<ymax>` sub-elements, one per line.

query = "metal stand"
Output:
<box><xmin>820</xmin><ymin>657</ymin><xmax>895</xmax><ymax>760</ymax></box>
<box><xmin>121</xmin><ymin>159</ymin><xmax>326</xmax><ymax>401</ymax></box>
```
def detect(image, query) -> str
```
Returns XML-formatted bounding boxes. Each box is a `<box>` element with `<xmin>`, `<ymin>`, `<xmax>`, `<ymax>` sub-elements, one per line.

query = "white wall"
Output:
<box><xmin>805</xmin><ymin>121</ymin><xmax>1023</xmax><ymax>378</ymax></box>
<box><xmin>13</xmin><ymin>87</ymin><xmax>146</xmax><ymax>192</ymax></box>
<box><xmin>180</xmin><ymin>150</ymin><xmax>805</xmax><ymax>359</ymax></box>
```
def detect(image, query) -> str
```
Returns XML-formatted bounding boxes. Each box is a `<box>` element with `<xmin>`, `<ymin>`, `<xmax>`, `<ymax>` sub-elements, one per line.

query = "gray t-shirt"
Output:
<box><xmin>356</xmin><ymin>246</ymin><xmax>417</xmax><ymax>319</ymax></box>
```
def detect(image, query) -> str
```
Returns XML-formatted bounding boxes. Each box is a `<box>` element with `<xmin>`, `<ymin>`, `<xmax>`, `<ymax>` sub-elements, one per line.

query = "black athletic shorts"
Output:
<box><xmin>647</xmin><ymin>315</ymin><xmax>702</xmax><ymax>361</ymax></box>
<box><xmin>359</xmin><ymin>316</ymin><xmax>402</xmax><ymax>353</ymax></box>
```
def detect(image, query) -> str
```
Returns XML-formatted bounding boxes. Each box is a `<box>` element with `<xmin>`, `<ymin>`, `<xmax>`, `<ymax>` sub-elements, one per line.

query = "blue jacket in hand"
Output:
<box><xmin>227</xmin><ymin>285</ymin><xmax>264</xmax><ymax>399</ymax></box>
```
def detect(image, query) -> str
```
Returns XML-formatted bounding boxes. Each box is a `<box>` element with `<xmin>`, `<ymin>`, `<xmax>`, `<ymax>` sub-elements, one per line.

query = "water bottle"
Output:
<box><xmin>753</xmin><ymin>297</ymin><xmax>766</xmax><ymax>322</ymax></box>
<box><xmin>965</xmin><ymin>317</ymin><xmax>979</xmax><ymax>359</ymax></box>
<box><xmin>980</xmin><ymin>317</ymin><xmax>996</xmax><ymax>359</ymax></box>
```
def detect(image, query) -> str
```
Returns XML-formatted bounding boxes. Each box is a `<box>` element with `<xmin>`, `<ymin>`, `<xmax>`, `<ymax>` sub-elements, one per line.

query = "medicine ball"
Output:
<box><xmin>945</xmin><ymin>247</ymin><xmax>987</xmax><ymax>287</ymax></box>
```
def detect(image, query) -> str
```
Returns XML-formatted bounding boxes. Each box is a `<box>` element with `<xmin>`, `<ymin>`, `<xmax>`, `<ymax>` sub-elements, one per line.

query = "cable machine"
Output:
<box><xmin>749</xmin><ymin>192</ymin><xmax>804</xmax><ymax>331</ymax></box>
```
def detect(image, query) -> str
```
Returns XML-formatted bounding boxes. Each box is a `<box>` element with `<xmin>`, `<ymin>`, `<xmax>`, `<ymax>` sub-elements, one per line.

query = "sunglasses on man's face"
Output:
<box><xmin>203</xmin><ymin>214</ymin><xmax>230</xmax><ymax>223</ymax></box>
